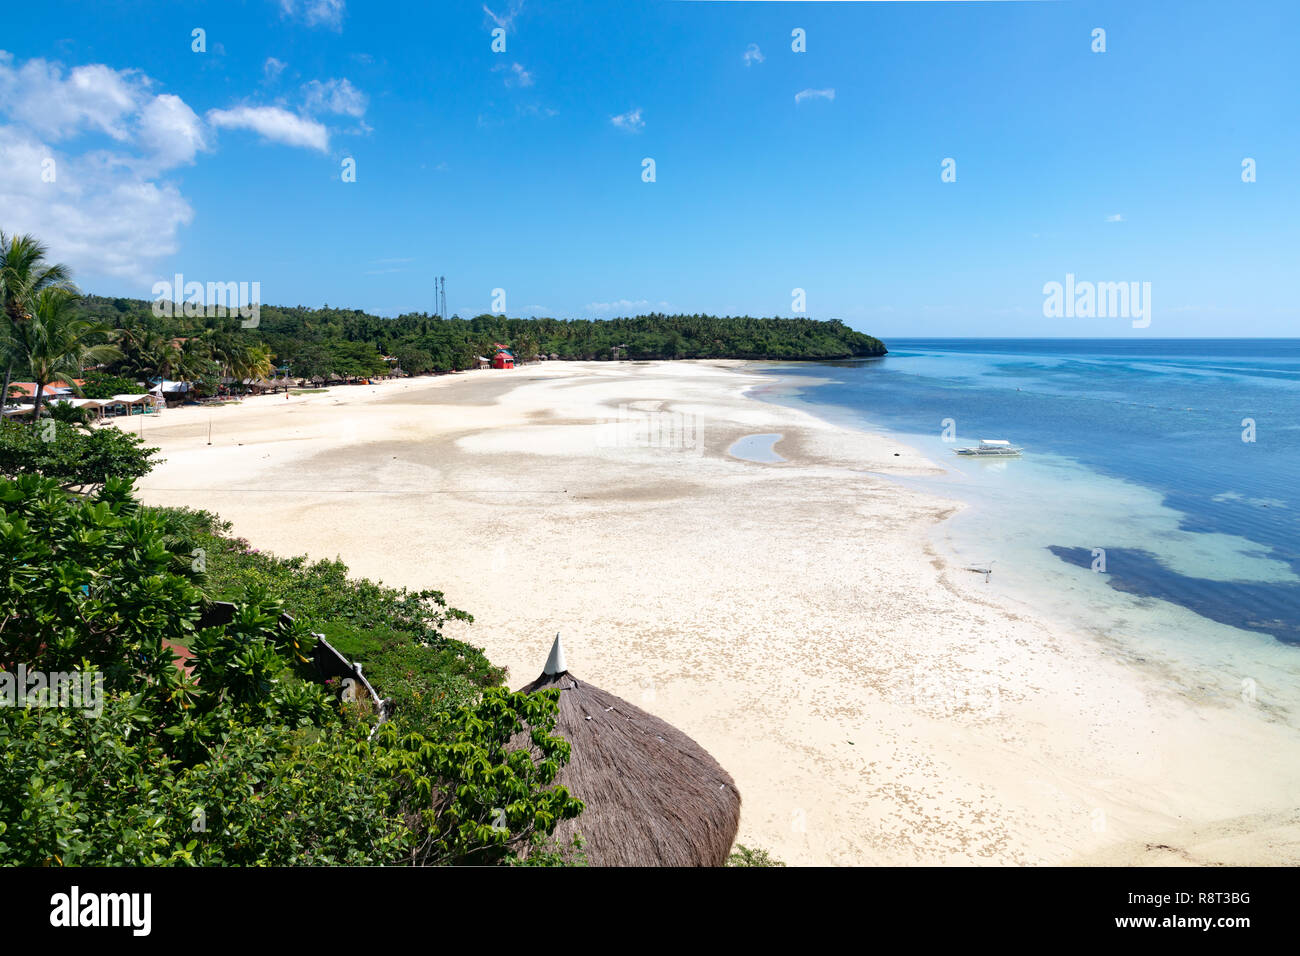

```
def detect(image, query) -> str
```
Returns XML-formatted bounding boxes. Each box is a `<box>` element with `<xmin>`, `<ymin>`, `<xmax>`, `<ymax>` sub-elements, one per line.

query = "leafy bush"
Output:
<box><xmin>0</xmin><ymin>419</ymin><xmax>160</xmax><ymax>491</ymax></box>
<box><xmin>156</xmin><ymin>506</ymin><xmax>504</xmax><ymax>717</ymax></box>
<box><xmin>78</xmin><ymin>370</ymin><xmax>141</xmax><ymax>399</ymax></box>
<box><xmin>0</xmin><ymin>477</ymin><xmax>582</xmax><ymax>865</ymax></box>
<box><xmin>726</xmin><ymin>845</ymin><xmax>786</xmax><ymax>867</ymax></box>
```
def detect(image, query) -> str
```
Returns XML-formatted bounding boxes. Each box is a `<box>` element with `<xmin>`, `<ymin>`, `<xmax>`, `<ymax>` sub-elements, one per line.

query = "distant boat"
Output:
<box><xmin>954</xmin><ymin>439</ymin><xmax>1023</xmax><ymax>457</ymax></box>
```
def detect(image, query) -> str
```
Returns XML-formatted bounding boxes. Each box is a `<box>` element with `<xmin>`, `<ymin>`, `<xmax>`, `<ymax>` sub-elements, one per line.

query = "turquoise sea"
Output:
<box><xmin>753</xmin><ymin>340</ymin><xmax>1300</xmax><ymax>657</ymax></box>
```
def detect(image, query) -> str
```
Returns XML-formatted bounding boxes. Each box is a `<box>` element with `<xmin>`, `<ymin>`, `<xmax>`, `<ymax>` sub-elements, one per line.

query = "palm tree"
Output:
<box><xmin>118</xmin><ymin>326</ymin><xmax>180</xmax><ymax>382</ymax></box>
<box><xmin>203</xmin><ymin>327</ymin><xmax>271</xmax><ymax>384</ymax></box>
<box><xmin>5</xmin><ymin>287</ymin><xmax>121</xmax><ymax>422</ymax></box>
<box><xmin>1</xmin><ymin>232</ymin><xmax>76</xmax><ymax>410</ymax></box>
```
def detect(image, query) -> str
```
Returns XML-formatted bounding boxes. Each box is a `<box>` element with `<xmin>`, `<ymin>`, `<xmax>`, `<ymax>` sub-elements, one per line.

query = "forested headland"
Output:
<box><xmin>77</xmin><ymin>295</ymin><xmax>887</xmax><ymax>381</ymax></box>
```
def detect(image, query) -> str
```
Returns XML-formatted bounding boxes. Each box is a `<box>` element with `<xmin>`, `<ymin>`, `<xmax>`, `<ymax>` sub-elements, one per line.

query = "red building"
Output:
<box><xmin>491</xmin><ymin>348</ymin><xmax>515</xmax><ymax>369</ymax></box>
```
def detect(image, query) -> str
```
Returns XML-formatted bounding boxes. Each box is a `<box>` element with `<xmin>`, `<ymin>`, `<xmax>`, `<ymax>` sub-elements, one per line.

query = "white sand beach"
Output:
<box><xmin>127</xmin><ymin>361</ymin><xmax>1300</xmax><ymax>866</ymax></box>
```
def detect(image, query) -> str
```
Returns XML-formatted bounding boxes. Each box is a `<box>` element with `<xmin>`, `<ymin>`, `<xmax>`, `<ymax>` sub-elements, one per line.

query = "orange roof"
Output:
<box><xmin>7</xmin><ymin>379</ymin><xmax>84</xmax><ymax>397</ymax></box>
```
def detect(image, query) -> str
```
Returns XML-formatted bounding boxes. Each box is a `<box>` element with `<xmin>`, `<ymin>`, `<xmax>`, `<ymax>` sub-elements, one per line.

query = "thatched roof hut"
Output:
<box><xmin>514</xmin><ymin>635</ymin><xmax>740</xmax><ymax>866</ymax></box>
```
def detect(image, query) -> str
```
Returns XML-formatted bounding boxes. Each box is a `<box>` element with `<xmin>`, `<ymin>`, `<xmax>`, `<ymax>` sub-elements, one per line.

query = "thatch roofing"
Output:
<box><xmin>514</xmin><ymin>635</ymin><xmax>740</xmax><ymax>866</ymax></box>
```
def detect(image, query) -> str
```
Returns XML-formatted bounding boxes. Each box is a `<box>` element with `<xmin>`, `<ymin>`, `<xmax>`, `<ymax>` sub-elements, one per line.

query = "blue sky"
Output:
<box><xmin>2</xmin><ymin>0</ymin><xmax>1296</xmax><ymax>337</ymax></box>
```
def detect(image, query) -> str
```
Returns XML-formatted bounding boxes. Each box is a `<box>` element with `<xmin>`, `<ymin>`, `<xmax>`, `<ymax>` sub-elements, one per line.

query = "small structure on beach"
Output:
<box><xmin>150</xmin><ymin>379</ymin><xmax>196</xmax><ymax>406</ymax></box>
<box><xmin>513</xmin><ymin>634</ymin><xmax>741</xmax><ymax>866</ymax></box>
<box><xmin>102</xmin><ymin>393</ymin><xmax>160</xmax><ymax>417</ymax></box>
<box><xmin>491</xmin><ymin>349</ymin><xmax>515</xmax><ymax>370</ymax></box>
<box><xmin>47</xmin><ymin>397</ymin><xmax>106</xmax><ymax>421</ymax></box>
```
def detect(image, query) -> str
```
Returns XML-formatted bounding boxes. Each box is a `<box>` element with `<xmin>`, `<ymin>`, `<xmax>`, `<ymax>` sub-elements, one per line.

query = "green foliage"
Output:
<box><xmin>394</xmin><ymin>346</ymin><xmax>435</xmax><ymax>375</ymax></box>
<box><xmin>44</xmin><ymin>401</ymin><xmax>92</xmax><ymax>429</ymax></box>
<box><xmin>75</xmin><ymin>294</ymin><xmax>887</xmax><ymax>384</ymax></box>
<box><xmin>0</xmin><ymin>418</ymin><xmax>160</xmax><ymax>491</ymax></box>
<box><xmin>726</xmin><ymin>844</ymin><xmax>786</xmax><ymax>867</ymax></box>
<box><xmin>78</xmin><ymin>369</ymin><xmax>140</xmax><ymax>399</ymax></box>
<box><xmin>3</xmin><ymin>287</ymin><xmax>121</xmax><ymax>419</ymax></box>
<box><xmin>0</xmin><ymin>477</ymin><xmax>582</xmax><ymax>866</ymax></box>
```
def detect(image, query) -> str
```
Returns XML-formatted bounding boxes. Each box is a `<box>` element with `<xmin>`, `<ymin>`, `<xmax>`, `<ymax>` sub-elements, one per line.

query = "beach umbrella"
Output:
<box><xmin>513</xmin><ymin>634</ymin><xmax>741</xmax><ymax>866</ymax></box>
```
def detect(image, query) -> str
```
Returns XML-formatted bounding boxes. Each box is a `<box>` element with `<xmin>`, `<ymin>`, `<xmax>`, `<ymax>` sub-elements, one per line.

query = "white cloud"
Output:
<box><xmin>302</xmin><ymin>77</ymin><xmax>368</xmax><ymax>117</ymax></box>
<box><xmin>138</xmin><ymin>94</ymin><xmax>207</xmax><ymax>169</ymax></box>
<box><xmin>0</xmin><ymin>50</ymin><xmax>348</xmax><ymax>285</ymax></box>
<box><xmin>207</xmin><ymin>105</ymin><xmax>329</xmax><ymax>151</ymax></box>
<box><xmin>264</xmin><ymin>57</ymin><xmax>287</xmax><ymax>82</ymax></box>
<box><xmin>1105</xmin><ymin>213</ymin><xmax>1125</xmax><ymax>222</ymax></box>
<box><xmin>0</xmin><ymin>53</ymin><xmax>205</xmax><ymax>282</ymax></box>
<box><xmin>743</xmin><ymin>44</ymin><xmax>764</xmax><ymax>66</ymax></box>
<box><xmin>492</xmin><ymin>62</ymin><xmax>533</xmax><ymax>88</ymax></box>
<box><xmin>795</xmin><ymin>88</ymin><xmax>835</xmax><ymax>104</ymax></box>
<box><xmin>0</xmin><ymin>53</ymin><xmax>145</xmax><ymax>141</ymax></box>
<box><xmin>610</xmin><ymin>108</ymin><xmax>644</xmax><ymax>133</ymax></box>
<box><xmin>483</xmin><ymin>0</ymin><xmax>524</xmax><ymax>32</ymax></box>
<box><xmin>280</xmin><ymin>0</ymin><xmax>346</xmax><ymax>31</ymax></box>
<box><xmin>0</xmin><ymin>123</ymin><xmax>193</xmax><ymax>283</ymax></box>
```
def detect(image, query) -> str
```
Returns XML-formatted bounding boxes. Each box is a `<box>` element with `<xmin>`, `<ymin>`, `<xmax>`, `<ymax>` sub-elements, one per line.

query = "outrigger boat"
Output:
<box><xmin>954</xmin><ymin>439</ymin><xmax>1022</xmax><ymax>457</ymax></box>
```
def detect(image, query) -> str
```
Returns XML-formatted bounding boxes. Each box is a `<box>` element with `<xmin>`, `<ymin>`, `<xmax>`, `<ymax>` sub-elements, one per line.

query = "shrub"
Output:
<box><xmin>0</xmin><ymin>477</ymin><xmax>582</xmax><ymax>866</ymax></box>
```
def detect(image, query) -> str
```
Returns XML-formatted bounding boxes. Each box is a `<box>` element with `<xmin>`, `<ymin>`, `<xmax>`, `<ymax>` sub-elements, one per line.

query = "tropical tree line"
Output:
<box><xmin>75</xmin><ymin>296</ymin><xmax>887</xmax><ymax>381</ymax></box>
<box><xmin>4</xmin><ymin>229</ymin><xmax>886</xmax><ymax>419</ymax></box>
<box><xmin>1</xmin><ymin>232</ymin><xmax>274</xmax><ymax>419</ymax></box>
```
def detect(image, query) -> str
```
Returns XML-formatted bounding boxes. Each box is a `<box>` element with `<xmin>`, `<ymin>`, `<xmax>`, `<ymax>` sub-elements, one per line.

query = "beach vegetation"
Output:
<box><xmin>0</xmin><ymin>232</ymin><xmax>77</xmax><ymax>413</ymax></box>
<box><xmin>0</xmin><ymin>419</ymin><xmax>160</xmax><ymax>492</ymax></box>
<box><xmin>74</xmin><ymin>294</ymin><xmax>886</xmax><ymax>386</ymax></box>
<box><xmin>0</xmin><ymin>475</ymin><xmax>583</xmax><ymax>865</ymax></box>
<box><xmin>726</xmin><ymin>844</ymin><xmax>786</xmax><ymax>867</ymax></box>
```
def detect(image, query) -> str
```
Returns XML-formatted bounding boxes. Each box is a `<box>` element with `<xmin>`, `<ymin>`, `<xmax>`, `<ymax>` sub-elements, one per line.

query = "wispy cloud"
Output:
<box><xmin>302</xmin><ymin>77</ymin><xmax>368</xmax><ymax>117</ymax></box>
<box><xmin>795</xmin><ymin>88</ymin><xmax>835</xmax><ymax>104</ymax></box>
<box><xmin>1105</xmin><ymin>213</ymin><xmax>1125</xmax><ymax>222</ymax></box>
<box><xmin>483</xmin><ymin>0</ymin><xmax>524</xmax><ymax>32</ymax></box>
<box><xmin>492</xmin><ymin>62</ymin><xmax>534</xmax><ymax>88</ymax></box>
<box><xmin>279</xmin><ymin>0</ymin><xmax>346</xmax><ymax>32</ymax></box>
<box><xmin>610</xmin><ymin>107</ymin><xmax>644</xmax><ymax>133</ymax></box>
<box><xmin>743</xmin><ymin>43</ymin><xmax>764</xmax><ymax>67</ymax></box>
<box><xmin>207</xmin><ymin>105</ymin><xmax>329</xmax><ymax>151</ymax></box>
<box><xmin>263</xmin><ymin>57</ymin><xmax>287</xmax><ymax>83</ymax></box>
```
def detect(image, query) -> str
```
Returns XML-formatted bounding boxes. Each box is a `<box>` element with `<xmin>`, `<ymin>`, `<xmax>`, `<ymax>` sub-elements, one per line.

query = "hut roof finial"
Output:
<box><xmin>544</xmin><ymin>632</ymin><xmax>568</xmax><ymax>675</ymax></box>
